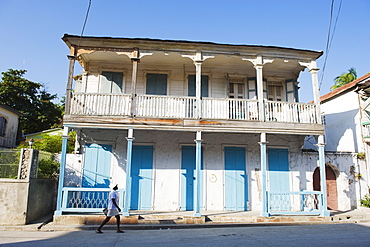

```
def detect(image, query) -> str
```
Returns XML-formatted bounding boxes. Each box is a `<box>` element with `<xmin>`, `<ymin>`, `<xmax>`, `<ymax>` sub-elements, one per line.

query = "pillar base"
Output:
<box><xmin>260</xmin><ymin>212</ymin><xmax>270</xmax><ymax>217</ymax></box>
<box><xmin>320</xmin><ymin>210</ymin><xmax>330</xmax><ymax>217</ymax></box>
<box><xmin>193</xmin><ymin>212</ymin><xmax>201</xmax><ymax>217</ymax></box>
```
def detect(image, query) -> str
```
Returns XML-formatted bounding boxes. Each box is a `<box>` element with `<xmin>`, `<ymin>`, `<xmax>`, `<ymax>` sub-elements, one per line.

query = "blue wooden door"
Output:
<box><xmin>131</xmin><ymin>145</ymin><xmax>153</xmax><ymax>210</ymax></box>
<box><xmin>268</xmin><ymin>148</ymin><xmax>290</xmax><ymax>211</ymax></box>
<box><xmin>82</xmin><ymin>143</ymin><xmax>112</xmax><ymax>188</ymax></box>
<box><xmin>180</xmin><ymin>146</ymin><xmax>203</xmax><ymax>210</ymax></box>
<box><xmin>224</xmin><ymin>147</ymin><xmax>248</xmax><ymax>211</ymax></box>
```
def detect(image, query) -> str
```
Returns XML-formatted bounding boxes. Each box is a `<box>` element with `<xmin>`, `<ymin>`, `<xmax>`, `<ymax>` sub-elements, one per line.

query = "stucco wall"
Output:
<box><xmin>62</xmin><ymin>129</ymin><xmax>366</xmax><ymax>212</ymax></box>
<box><xmin>0</xmin><ymin>179</ymin><xmax>57</xmax><ymax>225</ymax></box>
<box><xmin>0</xmin><ymin>107</ymin><xmax>20</xmax><ymax>148</ymax></box>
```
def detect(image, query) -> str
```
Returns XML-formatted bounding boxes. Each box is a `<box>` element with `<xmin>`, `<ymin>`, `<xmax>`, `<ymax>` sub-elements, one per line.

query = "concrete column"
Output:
<box><xmin>64</xmin><ymin>50</ymin><xmax>76</xmax><ymax>115</ymax></box>
<box><xmin>309</xmin><ymin>62</ymin><xmax>322</xmax><ymax>124</ymax></box>
<box><xmin>130</xmin><ymin>48</ymin><xmax>140</xmax><ymax>117</ymax></box>
<box><xmin>194</xmin><ymin>130</ymin><xmax>202</xmax><ymax>217</ymax></box>
<box><xmin>317</xmin><ymin>135</ymin><xmax>330</xmax><ymax>216</ymax></box>
<box><xmin>254</xmin><ymin>56</ymin><xmax>265</xmax><ymax>121</ymax></box>
<box><xmin>259</xmin><ymin>132</ymin><xmax>269</xmax><ymax>216</ymax></box>
<box><xmin>55</xmin><ymin>127</ymin><xmax>70</xmax><ymax>215</ymax></box>
<box><xmin>123</xmin><ymin>128</ymin><xmax>134</xmax><ymax>216</ymax></box>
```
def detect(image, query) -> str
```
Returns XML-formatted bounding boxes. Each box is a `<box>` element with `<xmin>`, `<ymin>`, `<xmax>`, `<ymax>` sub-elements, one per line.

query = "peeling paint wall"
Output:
<box><xmin>63</xmin><ymin>130</ymin><xmax>366</xmax><ymax>212</ymax></box>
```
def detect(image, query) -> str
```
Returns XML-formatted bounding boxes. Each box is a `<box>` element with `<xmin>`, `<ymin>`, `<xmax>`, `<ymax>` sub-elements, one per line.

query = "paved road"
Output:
<box><xmin>1</xmin><ymin>222</ymin><xmax>370</xmax><ymax>247</ymax></box>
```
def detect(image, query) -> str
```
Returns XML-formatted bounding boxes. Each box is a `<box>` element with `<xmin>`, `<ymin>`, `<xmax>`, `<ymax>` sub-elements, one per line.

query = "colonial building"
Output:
<box><xmin>55</xmin><ymin>34</ymin><xmax>329</xmax><ymax>217</ymax></box>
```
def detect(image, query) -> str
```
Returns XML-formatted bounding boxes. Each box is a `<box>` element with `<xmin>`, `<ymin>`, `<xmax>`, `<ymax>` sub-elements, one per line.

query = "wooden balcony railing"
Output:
<box><xmin>69</xmin><ymin>93</ymin><xmax>319</xmax><ymax>124</ymax></box>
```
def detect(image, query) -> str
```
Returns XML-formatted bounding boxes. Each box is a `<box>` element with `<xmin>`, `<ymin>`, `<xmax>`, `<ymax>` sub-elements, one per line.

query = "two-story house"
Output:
<box><xmin>55</xmin><ymin>34</ymin><xmax>329</xmax><ymax>217</ymax></box>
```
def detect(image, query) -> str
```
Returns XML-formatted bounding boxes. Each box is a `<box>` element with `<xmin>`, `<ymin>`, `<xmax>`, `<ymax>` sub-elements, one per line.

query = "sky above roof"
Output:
<box><xmin>0</xmin><ymin>0</ymin><xmax>369</xmax><ymax>103</ymax></box>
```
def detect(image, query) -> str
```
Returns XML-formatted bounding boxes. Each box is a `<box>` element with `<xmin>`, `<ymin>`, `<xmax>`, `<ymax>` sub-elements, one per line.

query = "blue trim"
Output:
<box><xmin>260</xmin><ymin>140</ymin><xmax>268</xmax><ymax>216</ymax></box>
<box><xmin>194</xmin><ymin>137</ymin><xmax>202</xmax><ymax>217</ymax></box>
<box><xmin>55</xmin><ymin>135</ymin><xmax>69</xmax><ymax>215</ymax></box>
<box><xmin>318</xmin><ymin>140</ymin><xmax>330</xmax><ymax>217</ymax></box>
<box><xmin>123</xmin><ymin>129</ymin><xmax>133</xmax><ymax>216</ymax></box>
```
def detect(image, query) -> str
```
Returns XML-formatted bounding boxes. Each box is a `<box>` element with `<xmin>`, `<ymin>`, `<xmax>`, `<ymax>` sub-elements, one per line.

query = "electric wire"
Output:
<box><xmin>77</xmin><ymin>0</ymin><xmax>92</xmax><ymax>49</ymax></box>
<box><xmin>319</xmin><ymin>0</ymin><xmax>343</xmax><ymax>89</ymax></box>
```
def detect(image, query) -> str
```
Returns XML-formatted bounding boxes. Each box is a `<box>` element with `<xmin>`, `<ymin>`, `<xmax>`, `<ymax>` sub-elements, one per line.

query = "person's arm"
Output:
<box><xmin>112</xmin><ymin>198</ymin><xmax>121</xmax><ymax>212</ymax></box>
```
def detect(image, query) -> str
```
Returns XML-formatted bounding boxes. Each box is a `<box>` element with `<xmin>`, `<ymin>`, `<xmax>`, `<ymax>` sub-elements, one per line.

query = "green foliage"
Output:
<box><xmin>37</xmin><ymin>157</ymin><xmax>59</xmax><ymax>179</ymax></box>
<box><xmin>0</xmin><ymin>69</ymin><xmax>63</xmax><ymax>134</ymax></box>
<box><xmin>360</xmin><ymin>194</ymin><xmax>370</xmax><ymax>208</ymax></box>
<box><xmin>357</xmin><ymin>152</ymin><xmax>366</xmax><ymax>160</ymax></box>
<box><xmin>331</xmin><ymin>67</ymin><xmax>357</xmax><ymax>91</ymax></box>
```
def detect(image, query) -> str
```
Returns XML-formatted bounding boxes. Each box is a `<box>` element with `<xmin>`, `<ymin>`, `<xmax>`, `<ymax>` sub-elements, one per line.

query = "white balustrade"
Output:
<box><xmin>69</xmin><ymin>93</ymin><xmax>319</xmax><ymax>124</ymax></box>
<box><xmin>264</xmin><ymin>101</ymin><xmax>317</xmax><ymax>123</ymax></box>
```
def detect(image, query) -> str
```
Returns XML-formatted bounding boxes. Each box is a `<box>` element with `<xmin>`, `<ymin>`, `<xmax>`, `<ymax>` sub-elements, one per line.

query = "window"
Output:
<box><xmin>99</xmin><ymin>71</ymin><xmax>123</xmax><ymax>93</ymax></box>
<box><xmin>146</xmin><ymin>73</ymin><xmax>167</xmax><ymax>95</ymax></box>
<box><xmin>229</xmin><ymin>77</ymin><xmax>245</xmax><ymax>99</ymax></box>
<box><xmin>267</xmin><ymin>81</ymin><xmax>284</xmax><ymax>101</ymax></box>
<box><xmin>188</xmin><ymin>75</ymin><xmax>209</xmax><ymax>97</ymax></box>
<box><xmin>0</xmin><ymin>116</ymin><xmax>7</xmax><ymax>137</ymax></box>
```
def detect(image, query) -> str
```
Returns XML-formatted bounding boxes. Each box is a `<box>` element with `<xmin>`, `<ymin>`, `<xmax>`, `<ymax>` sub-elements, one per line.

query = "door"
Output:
<box><xmin>131</xmin><ymin>145</ymin><xmax>153</xmax><ymax>210</ymax></box>
<box><xmin>313</xmin><ymin>166</ymin><xmax>338</xmax><ymax>210</ymax></box>
<box><xmin>146</xmin><ymin>73</ymin><xmax>167</xmax><ymax>95</ymax></box>
<box><xmin>82</xmin><ymin>143</ymin><xmax>112</xmax><ymax>188</ymax></box>
<box><xmin>180</xmin><ymin>146</ymin><xmax>203</xmax><ymax>210</ymax></box>
<box><xmin>188</xmin><ymin>75</ymin><xmax>209</xmax><ymax>97</ymax></box>
<box><xmin>224</xmin><ymin>147</ymin><xmax>248</xmax><ymax>211</ymax></box>
<box><xmin>268</xmin><ymin>148</ymin><xmax>290</xmax><ymax>211</ymax></box>
<box><xmin>100</xmin><ymin>71</ymin><xmax>123</xmax><ymax>93</ymax></box>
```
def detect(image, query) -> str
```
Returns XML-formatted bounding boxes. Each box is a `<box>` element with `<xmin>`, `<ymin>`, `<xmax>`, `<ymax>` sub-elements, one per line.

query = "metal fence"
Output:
<box><xmin>0</xmin><ymin>150</ymin><xmax>20</xmax><ymax>178</ymax></box>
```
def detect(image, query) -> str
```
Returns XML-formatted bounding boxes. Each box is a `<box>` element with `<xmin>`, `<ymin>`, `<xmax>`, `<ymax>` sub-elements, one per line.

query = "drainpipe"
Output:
<box><xmin>259</xmin><ymin>133</ymin><xmax>269</xmax><ymax>216</ymax></box>
<box><xmin>123</xmin><ymin>128</ymin><xmax>134</xmax><ymax>216</ymax></box>
<box><xmin>194</xmin><ymin>131</ymin><xmax>202</xmax><ymax>217</ymax></box>
<box><xmin>55</xmin><ymin>127</ymin><xmax>70</xmax><ymax>215</ymax></box>
<box><xmin>317</xmin><ymin>135</ymin><xmax>330</xmax><ymax>216</ymax></box>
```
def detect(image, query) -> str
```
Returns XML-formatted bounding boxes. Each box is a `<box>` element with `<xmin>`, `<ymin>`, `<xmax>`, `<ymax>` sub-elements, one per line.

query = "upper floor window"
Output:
<box><xmin>188</xmin><ymin>75</ymin><xmax>209</xmax><ymax>98</ymax></box>
<box><xmin>146</xmin><ymin>73</ymin><xmax>167</xmax><ymax>95</ymax></box>
<box><xmin>99</xmin><ymin>71</ymin><xmax>123</xmax><ymax>93</ymax></box>
<box><xmin>267</xmin><ymin>81</ymin><xmax>284</xmax><ymax>101</ymax></box>
<box><xmin>229</xmin><ymin>77</ymin><xmax>245</xmax><ymax>99</ymax></box>
<box><xmin>0</xmin><ymin>116</ymin><xmax>7</xmax><ymax>137</ymax></box>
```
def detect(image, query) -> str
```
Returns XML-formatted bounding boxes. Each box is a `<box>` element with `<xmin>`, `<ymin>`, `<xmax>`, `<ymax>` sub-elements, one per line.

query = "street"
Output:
<box><xmin>1</xmin><ymin>222</ymin><xmax>370</xmax><ymax>247</ymax></box>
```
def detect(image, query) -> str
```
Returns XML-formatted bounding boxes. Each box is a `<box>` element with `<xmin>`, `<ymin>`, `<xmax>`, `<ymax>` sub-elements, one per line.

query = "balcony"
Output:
<box><xmin>65</xmin><ymin>92</ymin><xmax>322</xmax><ymax>134</ymax></box>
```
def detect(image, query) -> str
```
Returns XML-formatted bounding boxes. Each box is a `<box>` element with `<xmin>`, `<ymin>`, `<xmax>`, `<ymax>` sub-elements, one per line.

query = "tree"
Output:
<box><xmin>331</xmin><ymin>67</ymin><xmax>357</xmax><ymax>91</ymax></box>
<box><xmin>0</xmin><ymin>69</ymin><xmax>63</xmax><ymax>134</ymax></box>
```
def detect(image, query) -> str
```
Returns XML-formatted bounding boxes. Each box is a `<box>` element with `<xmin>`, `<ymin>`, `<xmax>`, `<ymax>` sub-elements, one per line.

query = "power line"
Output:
<box><xmin>319</xmin><ymin>0</ymin><xmax>342</xmax><ymax>89</ymax></box>
<box><xmin>77</xmin><ymin>0</ymin><xmax>92</xmax><ymax>49</ymax></box>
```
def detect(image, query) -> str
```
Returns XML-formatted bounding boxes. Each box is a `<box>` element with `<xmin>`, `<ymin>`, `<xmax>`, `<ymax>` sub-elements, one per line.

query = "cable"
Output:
<box><xmin>319</xmin><ymin>0</ymin><xmax>342</xmax><ymax>89</ymax></box>
<box><xmin>77</xmin><ymin>0</ymin><xmax>92</xmax><ymax>49</ymax></box>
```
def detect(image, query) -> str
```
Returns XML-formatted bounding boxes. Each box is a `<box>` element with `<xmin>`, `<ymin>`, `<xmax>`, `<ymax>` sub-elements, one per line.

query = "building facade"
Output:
<box><xmin>56</xmin><ymin>34</ymin><xmax>329</xmax><ymax>217</ymax></box>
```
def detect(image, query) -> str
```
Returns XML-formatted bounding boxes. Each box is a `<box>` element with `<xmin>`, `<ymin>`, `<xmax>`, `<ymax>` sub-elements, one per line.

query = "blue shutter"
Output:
<box><xmin>188</xmin><ymin>75</ymin><xmax>209</xmax><ymax>97</ymax></box>
<box><xmin>146</xmin><ymin>73</ymin><xmax>167</xmax><ymax>95</ymax></box>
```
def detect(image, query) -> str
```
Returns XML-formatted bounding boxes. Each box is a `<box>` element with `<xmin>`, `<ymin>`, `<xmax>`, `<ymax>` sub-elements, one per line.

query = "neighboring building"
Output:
<box><xmin>0</xmin><ymin>104</ymin><xmax>23</xmax><ymax>149</ymax></box>
<box><xmin>304</xmin><ymin>73</ymin><xmax>370</xmax><ymax>210</ymax></box>
<box><xmin>55</xmin><ymin>34</ymin><xmax>329</xmax><ymax>217</ymax></box>
<box><xmin>20</xmin><ymin>128</ymin><xmax>63</xmax><ymax>146</ymax></box>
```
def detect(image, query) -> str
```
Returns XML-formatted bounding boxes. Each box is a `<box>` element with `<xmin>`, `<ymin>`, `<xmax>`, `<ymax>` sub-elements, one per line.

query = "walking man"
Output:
<box><xmin>96</xmin><ymin>184</ymin><xmax>124</xmax><ymax>233</ymax></box>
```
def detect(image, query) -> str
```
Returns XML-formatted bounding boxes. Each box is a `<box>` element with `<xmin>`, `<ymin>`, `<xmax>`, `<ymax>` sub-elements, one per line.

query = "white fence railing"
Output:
<box><xmin>136</xmin><ymin>95</ymin><xmax>196</xmax><ymax>119</ymax></box>
<box><xmin>69</xmin><ymin>93</ymin><xmax>320</xmax><ymax>124</ymax></box>
<box><xmin>264</xmin><ymin>101</ymin><xmax>317</xmax><ymax>123</ymax></box>
<box><xmin>267</xmin><ymin>191</ymin><xmax>323</xmax><ymax>215</ymax></box>
<box><xmin>60</xmin><ymin>187</ymin><xmax>125</xmax><ymax>213</ymax></box>
<box><xmin>70</xmin><ymin>93</ymin><xmax>131</xmax><ymax>116</ymax></box>
<box><xmin>202</xmin><ymin>98</ymin><xmax>259</xmax><ymax>121</ymax></box>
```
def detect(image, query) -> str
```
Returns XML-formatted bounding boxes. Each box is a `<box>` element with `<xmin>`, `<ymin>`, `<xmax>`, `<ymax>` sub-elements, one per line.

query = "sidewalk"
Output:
<box><xmin>2</xmin><ymin>208</ymin><xmax>370</xmax><ymax>232</ymax></box>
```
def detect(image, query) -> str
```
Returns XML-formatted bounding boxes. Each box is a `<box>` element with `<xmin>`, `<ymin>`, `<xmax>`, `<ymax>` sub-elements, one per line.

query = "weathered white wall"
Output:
<box><xmin>0</xmin><ymin>107</ymin><xmax>20</xmax><ymax>148</ymax></box>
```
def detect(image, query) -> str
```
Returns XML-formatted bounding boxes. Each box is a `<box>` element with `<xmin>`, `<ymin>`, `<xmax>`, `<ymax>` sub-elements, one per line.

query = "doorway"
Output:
<box><xmin>313</xmin><ymin>165</ymin><xmax>338</xmax><ymax>210</ymax></box>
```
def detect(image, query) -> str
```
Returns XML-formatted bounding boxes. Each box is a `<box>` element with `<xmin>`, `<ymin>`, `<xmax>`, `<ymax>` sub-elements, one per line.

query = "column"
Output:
<box><xmin>130</xmin><ymin>48</ymin><xmax>140</xmax><ymax>117</ymax></box>
<box><xmin>123</xmin><ymin>128</ymin><xmax>134</xmax><ymax>216</ymax></box>
<box><xmin>309</xmin><ymin>61</ymin><xmax>322</xmax><ymax>124</ymax></box>
<box><xmin>194</xmin><ymin>52</ymin><xmax>203</xmax><ymax>119</ymax></box>
<box><xmin>317</xmin><ymin>135</ymin><xmax>330</xmax><ymax>216</ymax></box>
<box><xmin>194</xmin><ymin>131</ymin><xmax>202</xmax><ymax>217</ymax></box>
<box><xmin>254</xmin><ymin>56</ymin><xmax>265</xmax><ymax>121</ymax></box>
<box><xmin>55</xmin><ymin>127</ymin><xmax>70</xmax><ymax>215</ymax></box>
<box><xmin>65</xmin><ymin>50</ymin><xmax>76</xmax><ymax>115</ymax></box>
<box><xmin>259</xmin><ymin>132</ymin><xmax>269</xmax><ymax>216</ymax></box>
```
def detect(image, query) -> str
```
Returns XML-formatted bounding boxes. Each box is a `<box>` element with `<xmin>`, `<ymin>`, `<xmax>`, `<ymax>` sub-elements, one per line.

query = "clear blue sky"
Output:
<box><xmin>1</xmin><ymin>0</ymin><xmax>369</xmax><ymax>103</ymax></box>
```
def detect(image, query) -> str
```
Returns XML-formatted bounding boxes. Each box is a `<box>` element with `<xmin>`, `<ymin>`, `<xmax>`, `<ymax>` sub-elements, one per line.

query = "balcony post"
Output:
<box><xmin>123</xmin><ymin>128</ymin><xmax>134</xmax><ymax>216</ymax></box>
<box><xmin>316</xmin><ymin>135</ymin><xmax>330</xmax><ymax>216</ymax></box>
<box><xmin>130</xmin><ymin>48</ymin><xmax>140</xmax><ymax>117</ymax></box>
<box><xmin>194</xmin><ymin>52</ymin><xmax>203</xmax><ymax>119</ymax></box>
<box><xmin>194</xmin><ymin>130</ymin><xmax>202</xmax><ymax>217</ymax></box>
<box><xmin>254</xmin><ymin>56</ymin><xmax>265</xmax><ymax>121</ymax></box>
<box><xmin>259</xmin><ymin>132</ymin><xmax>269</xmax><ymax>216</ymax></box>
<box><xmin>308</xmin><ymin>61</ymin><xmax>322</xmax><ymax>124</ymax></box>
<box><xmin>65</xmin><ymin>48</ymin><xmax>76</xmax><ymax>115</ymax></box>
<box><xmin>55</xmin><ymin>127</ymin><xmax>70</xmax><ymax>215</ymax></box>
